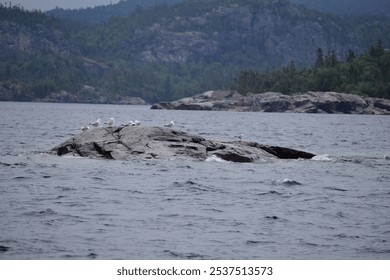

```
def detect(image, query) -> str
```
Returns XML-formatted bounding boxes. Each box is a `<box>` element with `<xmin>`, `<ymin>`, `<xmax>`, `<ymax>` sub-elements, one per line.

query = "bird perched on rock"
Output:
<box><xmin>125</xmin><ymin>120</ymin><xmax>135</xmax><ymax>127</ymax></box>
<box><xmin>164</xmin><ymin>121</ymin><xmax>174</xmax><ymax>127</ymax></box>
<box><xmin>134</xmin><ymin>120</ymin><xmax>141</xmax><ymax>126</ymax></box>
<box><xmin>235</xmin><ymin>133</ymin><xmax>244</xmax><ymax>141</ymax></box>
<box><xmin>125</xmin><ymin>120</ymin><xmax>141</xmax><ymax>127</ymax></box>
<box><xmin>80</xmin><ymin>126</ymin><xmax>89</xmax><ymax>132</ymax></box>
<box><xmin>105</xmin><ymin>117</ymin><xmax>115</xmax><ymax>127</ymax></box>
<box><xmin>89</xmin><ymin>118</ymin><xmax>101</xmax><ymax>128</ymax></box>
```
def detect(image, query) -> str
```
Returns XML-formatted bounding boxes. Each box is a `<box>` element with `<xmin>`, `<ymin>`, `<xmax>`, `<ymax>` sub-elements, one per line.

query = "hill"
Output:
<box><xmin>47</xmin><ymin>0</ymin><xmax>183</xmax><ymax>23</ymax></box>
<box><xmin>47</xmin><ymin>0</ymin><xmax>390</xmax><ymax>24</ymax></box>
<box><xmin>290</xmin><ymin>0</ymin><xmax>390</xmax><ymax>16</ymax></box>
<box><xmin>232</xmin><ymin>41</ymin><xmax>390</xmax><ymax>99</ymax></box>
<box><xmin>1</xmin><ymin>0</ymin><xmax>390</xmax><ymax>103</ymax></box>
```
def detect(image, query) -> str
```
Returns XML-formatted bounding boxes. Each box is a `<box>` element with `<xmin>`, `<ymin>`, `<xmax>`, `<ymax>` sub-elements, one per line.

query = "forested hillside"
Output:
<box><xmin>1</xmin><ymin>0</ymin><xmax>390</xmax><ymax>103</ymax></box>
<box><xmin>47</xmin><ymin>0</ymin><xmax>183</xmax><ymax>23</ymax></box>
<box><xmin>233</xmin><ymin>41</ymin><xmax>390</xmax><ymax>99</ymax></box>
<box><xmin>290</xmin><ymin>0</ymin><xmax>390</xmax><ymax>15</ymax></box>
<box><xmin>47</xmin><ymin>0</ymin><xmax>390</xmax><ymax>24</ymax></box>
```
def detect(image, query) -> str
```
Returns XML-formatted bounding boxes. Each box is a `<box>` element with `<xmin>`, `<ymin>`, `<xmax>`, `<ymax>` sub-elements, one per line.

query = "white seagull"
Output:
<box><xmin>105</xmin><ymin>117</ymin><xmax>115</xmax><ymax>127</ymax></box>
<box><xmin>164</xmin><ymin>121</ymin><xmax>175</xmax><ymax>127</ymax></box>
<box><xmin>134</xmin><ymin>120</ymin><xmax>141</xmax><ymax>126</ymax></box>
<box><xmin>125</xmin><ymin>120</ymin><xmax>135</xmax><ymax>126</ymax></box>
<box><xmin>80</xmin><ymin>126</ymin><xmax>90</xmax><ymax>131</ymax></box>
<box><xmin>89</xmin><ymin>118</ymin><xmax>101</xmax><ymax>128</ymax></box>
<box><xmin>235</xmin><ymin>133</ymin><xmax>244</xmax><ymax>141</ymax></box>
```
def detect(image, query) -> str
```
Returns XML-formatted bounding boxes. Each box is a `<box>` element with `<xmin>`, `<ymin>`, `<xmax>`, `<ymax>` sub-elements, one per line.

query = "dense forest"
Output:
<box><xmin>291</xmin><ymin>0</ymin><xmax>390</xmax><ymax>15</ymax></box>
<box><xmin>233</xmin><ymin>41</ymin><xmax>390</xmax><ymax>99</ymax></box>
<box><xmin>1</xmin><ymin>0</ymin><xmax>390</xmax><ymax>103</ymax></box>
<box><xmin>47</xmin><ymin>0</ymin><xmax>184</xmax><ymax>23</ymax></box>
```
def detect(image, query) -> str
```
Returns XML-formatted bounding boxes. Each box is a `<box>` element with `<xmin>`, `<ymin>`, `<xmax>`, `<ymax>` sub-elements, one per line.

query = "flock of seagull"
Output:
<box><xmin>79</xmin><ymin>118</ymin><xmax>245</xmax><ymax>141</ymax></box>
<box><xmin>80</xmin><ymin>118</ymin><xmax>175</xmax><ymax>132</ymax></box>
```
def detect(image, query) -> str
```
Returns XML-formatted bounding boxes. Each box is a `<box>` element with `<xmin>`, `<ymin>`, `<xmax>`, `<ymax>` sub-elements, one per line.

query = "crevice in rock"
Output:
<box><xmin>93</xmin><ymin>142</ymin><xmax>114</xmax><ymax>159</ymax></box>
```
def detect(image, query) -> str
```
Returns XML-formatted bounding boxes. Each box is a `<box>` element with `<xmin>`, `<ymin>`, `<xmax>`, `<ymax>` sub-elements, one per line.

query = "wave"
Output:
<box><xmin>205</xmin><ymin>155</ymin><xmax>228</xmax><ymax>163</ymax></box>
<box><xmin>272</xmin><ymin>178</ymin><xmax>302</xmax><ymax>186</ymax></box>
<box><xmin>163</xmin><ymin>250</ymin><xmax>209</xmax><ymax>260</ymax></box>
<box><xmin>311</xmin><ymin>154</ymin><xmax>334</xmax><ymax>161</ymax></box>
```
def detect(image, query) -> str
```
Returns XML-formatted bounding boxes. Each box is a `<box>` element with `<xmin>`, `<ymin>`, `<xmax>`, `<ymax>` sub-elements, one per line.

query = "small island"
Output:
<box><xmin>151</xmin><ymin>91</ymin><xmax>390</xmax><ymax>114</ymax></box>
<box><xmin>51</xmin><ymin>126</ymin><xmax>315</xmax><ymax>163</ymax></box>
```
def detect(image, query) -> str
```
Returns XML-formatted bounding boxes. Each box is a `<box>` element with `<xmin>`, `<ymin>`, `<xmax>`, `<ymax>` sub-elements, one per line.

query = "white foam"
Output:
<box><xmin>206</xmin><ymin>155</ymin><xmax>227</xmax><ymax>163</ymax></box>
<box><xmin>311</xmin><ymin>154</ymin><xmax>333</xmax><ymax>161</ymax></box>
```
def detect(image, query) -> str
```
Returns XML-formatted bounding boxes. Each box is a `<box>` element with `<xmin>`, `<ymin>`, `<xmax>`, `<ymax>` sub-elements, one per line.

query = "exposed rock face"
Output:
<box><xmin>151</xmin><ymin>90</ymin><xmax>390</xmax><ymax>115</ymax></box>
<box><xmin>51</xmin><ymin>126</ymin><xmax>315</xmax><ymax>163</ymax></box>
<box><xmin>0</xmin><ymin>20</ymin><xmax>78</xmax><ymax>57</ymax></box>
<box><xmin>130</xmin><ymin>1</ymin><xmax>362</xmax><ymax>66</ymax></box>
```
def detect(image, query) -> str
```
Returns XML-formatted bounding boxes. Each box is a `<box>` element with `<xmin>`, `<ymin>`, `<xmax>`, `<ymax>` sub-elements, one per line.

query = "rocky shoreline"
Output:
<box><xmin>151</xmin><ymin>91</ymin><xmax>390</xmax><ymax>114</ymax></box>
<box><xmin>51</xmin><ymin>126</ymin><xmax>315</xmax><ymax>163</ymax></box>
<box><xmin>0</xmin><ymin>82</ymin><xmax>148</xmax><ymax>105</ymax></box>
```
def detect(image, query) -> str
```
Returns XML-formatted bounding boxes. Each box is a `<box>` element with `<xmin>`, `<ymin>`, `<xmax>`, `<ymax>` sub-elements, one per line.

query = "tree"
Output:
<box><xmin>315</xmin><ymin>48</ymin><xmax>324</xmax><ymax>67</ymax></box>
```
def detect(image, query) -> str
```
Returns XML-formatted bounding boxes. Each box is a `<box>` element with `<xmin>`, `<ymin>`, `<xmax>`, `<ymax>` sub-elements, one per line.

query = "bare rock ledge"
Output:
<box><xmin>51</xmin><ymin>126</ymin><xmax>315</xmax><ymax>163</ymax></box>
<box><xmin>151</xmin><ymin>91</ymin><xmax>390</xmax><ymax>114</ymax></box>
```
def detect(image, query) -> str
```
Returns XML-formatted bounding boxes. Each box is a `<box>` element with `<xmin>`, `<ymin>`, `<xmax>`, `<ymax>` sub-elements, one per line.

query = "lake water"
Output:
<box><xmin>0</xmin><ymin>102</ymin><xmax>389</xmax><ymax>260</ymax></box>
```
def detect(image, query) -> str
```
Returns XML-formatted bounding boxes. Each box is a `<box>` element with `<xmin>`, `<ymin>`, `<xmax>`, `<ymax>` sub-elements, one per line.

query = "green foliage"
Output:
<box><xmin>0</xmin><ymin>50</ymin><xmax>92</xmax><ymax>99</ymax></box>
<box><xmin>0</xmin><ymin>4</ymin><xmax>65</xmax><ymax>30</ymax></box>
<box><xmin>1</xmin><ymin>2</ymin><xmax>390</xmax><ymax>103</ymax></box>
<box><xmin>232</xmin><ymin>41</ymin><xmax>390</xmax><ymax>99</ymax></box>
<box><xmin>47</xmin><ymin>0</ymin><xmax>184</xmax><ymax>24</ymax></box>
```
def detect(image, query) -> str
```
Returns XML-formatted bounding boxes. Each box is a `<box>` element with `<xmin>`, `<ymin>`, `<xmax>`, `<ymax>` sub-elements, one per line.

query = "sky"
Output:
<box><xmin>8</xmin><ymin>0</ymin><xmax>121</xmax><ymax>11</ymax></box>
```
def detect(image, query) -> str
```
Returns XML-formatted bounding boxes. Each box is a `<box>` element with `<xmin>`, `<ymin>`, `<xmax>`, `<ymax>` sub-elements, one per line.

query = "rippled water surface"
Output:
<box><xmin>0</xmin><ymin>102</ymin><xmax>389</xmax><ymax>259</ymax></box>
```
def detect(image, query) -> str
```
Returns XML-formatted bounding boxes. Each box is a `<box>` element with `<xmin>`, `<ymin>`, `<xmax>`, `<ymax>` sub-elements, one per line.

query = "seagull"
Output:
<box><xmin>89</xmin><ymin>118</ymin><xmax>101</xmax><ymax>128</ymax></box>
<box><xmin>134</xmin><ymin>120</ymin><xmax>141</xmax><ymax>126</ymax></box>
<box><xmin>105</xmin><ymin>117</ymin><xmax>115</xmax><ymax>127</ymax></box>
<box><xmin>80</xmin><ymin>126</ymin><xmax>89</xmax><ymax>131</ymax></box>
<box><xmin>164</xmin><ymin>121</ymin><xmax>174</xmax><ymax>127</ymax></box>
<box><xmin>125</xmin><ymin>120</ymin><xmax>135</xmax><ymax>127</ymax></box>
<box><xmin>235</xmin><ymin>133</ymin><xmax>244</xmax><ymax>141</ymax></box>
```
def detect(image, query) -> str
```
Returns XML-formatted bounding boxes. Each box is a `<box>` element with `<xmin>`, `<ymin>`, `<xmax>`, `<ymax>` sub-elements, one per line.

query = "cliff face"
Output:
<box><xmin>0</xmin><ymin>20</ymin><xmax>78</xmax><ymax>58</ymax></box>
<box><xmin>128</xmin><ymin>1</ymin><xmax>361</xmax><ymax>67</ymax></box>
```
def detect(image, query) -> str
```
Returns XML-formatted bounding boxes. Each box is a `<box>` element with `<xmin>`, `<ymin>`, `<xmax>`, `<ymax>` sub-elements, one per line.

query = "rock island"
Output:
<box><xmin>51</xmin><ymin>126</ymin><xmax>315</xmax><ymax>163</ymax></box>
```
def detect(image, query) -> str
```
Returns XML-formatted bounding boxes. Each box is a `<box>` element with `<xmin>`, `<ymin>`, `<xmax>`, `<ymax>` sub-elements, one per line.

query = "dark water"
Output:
<box><xmin>0</xmin><ymin>102</ymin><xmax>389</xmax><ymax>260</ymax></box>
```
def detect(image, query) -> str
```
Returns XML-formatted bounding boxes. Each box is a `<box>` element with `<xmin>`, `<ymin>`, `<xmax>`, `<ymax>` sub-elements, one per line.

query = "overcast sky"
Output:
<box><xmin>8</xmin><ymin>1</ymin><xmax>121</xmax><ymax>11</ymax></box>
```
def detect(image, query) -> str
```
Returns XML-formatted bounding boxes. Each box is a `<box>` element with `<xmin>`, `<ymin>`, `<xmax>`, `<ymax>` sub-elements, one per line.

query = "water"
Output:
<box><xmin>0</xmin><ymin>102</ymin><xmax>389</xmax><ymax>260</ymax></box>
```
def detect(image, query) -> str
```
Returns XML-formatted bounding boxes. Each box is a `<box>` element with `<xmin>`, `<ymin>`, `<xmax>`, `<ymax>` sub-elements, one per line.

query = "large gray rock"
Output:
<box><xmin>51</xmin><ymin>126</ymin><xmax>315</xmax><ymax>163</ymax></box>
<box><xmin>151</xmin><ymin>90</ymin><xmax>390</xmax><ymax>115</ymax></box>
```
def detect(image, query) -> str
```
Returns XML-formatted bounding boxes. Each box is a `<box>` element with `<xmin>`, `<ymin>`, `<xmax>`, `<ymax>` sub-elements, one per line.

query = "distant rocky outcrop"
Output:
<box><xmin>51</xmin><ymin>126</ymin><xmax>315</xmax><ymax>163</ymax></box>
<box><xmin>37</xmin><ymin>85</ymin><xmax>148</xmax><ymax>105</ymax></box>
<box><xmin>0</xmin><ymin>82</ymin><xmax>148</xmax><ymax>105</ymax></box>
<box><xmin>151</xmin><ymin>91</ymin><xmax>390</xmax><ymax>114</ymax></box>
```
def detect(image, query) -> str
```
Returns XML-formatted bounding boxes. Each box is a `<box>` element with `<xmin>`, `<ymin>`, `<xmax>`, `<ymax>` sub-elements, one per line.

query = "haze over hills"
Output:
<box><xmin>1</xmin><ymin>0</ymin><xmax>389</xmax><ymax>103</ymax></box>
<box><xmin>47</xmin><ymin>0</ymin><xmax>390</xmax><ymax>23</ymax></box>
